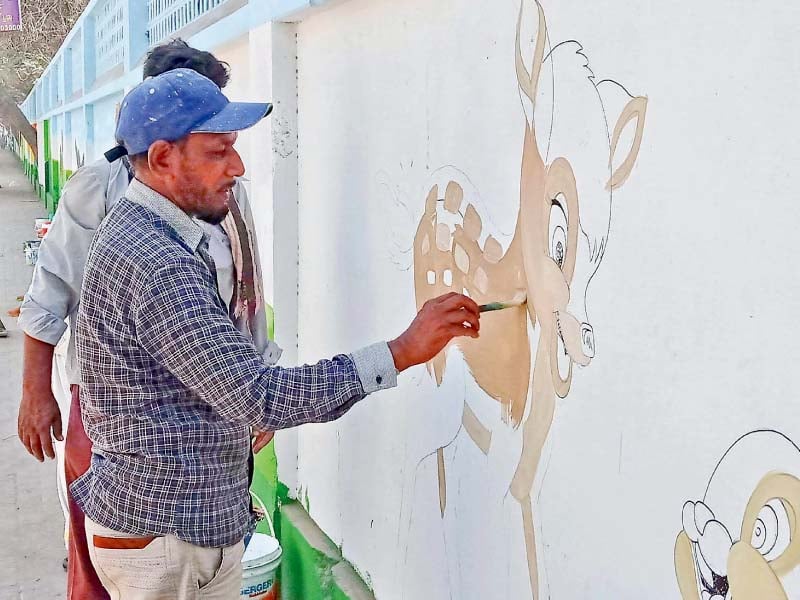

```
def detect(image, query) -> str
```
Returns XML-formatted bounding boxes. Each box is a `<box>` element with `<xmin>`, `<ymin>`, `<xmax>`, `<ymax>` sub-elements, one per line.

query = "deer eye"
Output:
<box><xmin>548</xmin><ymin>197</ymin><xmax>568</xmax><ymax>269</ymax></box>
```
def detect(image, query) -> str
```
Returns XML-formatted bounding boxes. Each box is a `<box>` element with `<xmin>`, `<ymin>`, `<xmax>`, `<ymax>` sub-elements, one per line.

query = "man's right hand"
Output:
<box><xmin>18</xmin><ymin>386</ymin><xmax>62</xmax><ymax>461</ymax></box>
<box><xmin>388</xmin><ymin>292</ymin><xmax>480</xmax><ymax>373</ymax></box>
<box><xmin>19</xmin><ymin>334</ymin><xmax>62</xmax><ymax>461</ymax></box>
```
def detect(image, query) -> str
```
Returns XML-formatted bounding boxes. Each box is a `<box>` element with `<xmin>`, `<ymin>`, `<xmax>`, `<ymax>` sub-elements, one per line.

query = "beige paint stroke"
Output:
<box><xmin>462</xmin><ymin>404</ymin><xmax>492</xmax><ymax>455</ymax></box>
<box><xmin>437</xmin><ymin>449</ymin><xmax>447</xmax><ymax>518</ymax></box>
<box><xmin>674</xmin><ymin>532</ymin><xmax>702</xmax><ymax>600</ymax></box>
<box><xmin>607</xmin><ymin>96</ymin><xmax>648</xmax><ymax>191</ymax></box>
<box><xmin>411</xmin><ymin>1</ymin><xmax>647</xmax><ymax>597</ymax></box>
<box><xmin>413</xmin><ymin>183</ymin><xmax>530</xmax><ymax>423</ymax></box>
<box><xmin>728</xmin><ymin>543</ymin><xmax>789</xmax><ymax>600</ymax></box>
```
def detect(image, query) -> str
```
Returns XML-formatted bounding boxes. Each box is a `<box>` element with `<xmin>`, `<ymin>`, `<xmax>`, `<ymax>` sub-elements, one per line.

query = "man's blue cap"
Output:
<box><xmin>104</xmin><ymin>68</ymin><xmax>272</xmax><ymax>162</ymax></box>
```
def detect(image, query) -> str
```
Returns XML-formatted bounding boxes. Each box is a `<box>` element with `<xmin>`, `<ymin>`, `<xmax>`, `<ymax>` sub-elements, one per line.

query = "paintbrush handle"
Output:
<box><xmin>479</xmin><ymin>301</ymin><xmax>519</xmax><ymax>313</ymax></box>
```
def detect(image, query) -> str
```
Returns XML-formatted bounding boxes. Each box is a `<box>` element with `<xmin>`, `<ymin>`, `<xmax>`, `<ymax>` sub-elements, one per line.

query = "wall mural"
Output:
<box><xmin>386</xmin><ymin>1</ymin><xmax>647</xmax><ymax>597</ymax></box>
<box><xmin>675</xmin><ymin>430</ymin><xmax>800</xmax><ymax>600</ymax></box>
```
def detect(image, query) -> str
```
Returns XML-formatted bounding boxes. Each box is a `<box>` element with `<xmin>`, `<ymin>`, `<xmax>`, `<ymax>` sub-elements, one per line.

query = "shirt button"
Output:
<box><xmin>376</xmin><ymin>375</ymin><xmax>383</xmax><ymax>385</ymax></box>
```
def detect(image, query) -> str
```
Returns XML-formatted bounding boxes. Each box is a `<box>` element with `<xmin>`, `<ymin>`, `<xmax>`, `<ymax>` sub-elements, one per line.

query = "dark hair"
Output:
<box><xmin>142</xmin><ymin>39</ymin><xmax>230</xmax><ymax>89</ymax></box>
<box><xmin>127</xmin><ymin>152</ymin><xmax>148</xmax><ymax>174</ymax></box>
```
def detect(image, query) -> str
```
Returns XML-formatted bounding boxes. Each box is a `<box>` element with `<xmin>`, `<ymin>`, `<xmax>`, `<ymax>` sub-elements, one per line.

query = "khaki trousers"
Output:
<box><xmin>85</xmin><ymin>516</ymin><xmax>245</xmax><ymax>600</ymax></box>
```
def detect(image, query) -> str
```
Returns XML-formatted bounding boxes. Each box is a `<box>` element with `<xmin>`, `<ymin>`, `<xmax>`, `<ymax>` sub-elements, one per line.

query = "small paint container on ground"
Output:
<box><xmin>240</xmin><ymin>533</ymin><xmax>281</xmax><ymax>599</ymax></box>
<box><xmin>241</xmin><ymin>492</ymin><xmax>281</xmax><ymax>599</ymax></box>
<box><xmin>23</xmin><ymin>240</ymin><xmax>41</xmax><ymax>265</ymax></box>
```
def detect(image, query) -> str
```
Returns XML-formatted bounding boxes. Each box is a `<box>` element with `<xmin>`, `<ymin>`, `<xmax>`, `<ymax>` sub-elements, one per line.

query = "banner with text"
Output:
<box><xmin>0</xmin><ymin>0</ymin><xmax>21</xmax><ymax>31</ymax></box>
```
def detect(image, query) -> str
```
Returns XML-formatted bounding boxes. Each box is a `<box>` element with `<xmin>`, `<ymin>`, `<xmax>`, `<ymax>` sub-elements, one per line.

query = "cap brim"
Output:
<box><xmin>191</xmin><ymin>102</ymin><xmax>273</xmax><ymax>134</ymax></box>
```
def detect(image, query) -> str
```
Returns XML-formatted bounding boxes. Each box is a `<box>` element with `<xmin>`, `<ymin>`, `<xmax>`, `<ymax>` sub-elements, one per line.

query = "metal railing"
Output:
<box><xmin>148</xmin><ymin>0</ymin><xmax>227</xmax><ymax>45</ymax></box>
<box><xmin>21</xmin><ymin>0</ymin><xmax>315</xmax><ymax>124</ymax></box>
<box><xmin>94</xmin><ymin>0</ymin><xmax>126</xmax><ymax>78</ymax></box>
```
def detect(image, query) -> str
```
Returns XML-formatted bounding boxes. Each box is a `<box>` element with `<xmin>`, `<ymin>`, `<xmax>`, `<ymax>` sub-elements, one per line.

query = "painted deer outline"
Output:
<box><xmin>407</xmin><ymin>1</ymin><xmax>648</xmax><ymax>596</ymax></box>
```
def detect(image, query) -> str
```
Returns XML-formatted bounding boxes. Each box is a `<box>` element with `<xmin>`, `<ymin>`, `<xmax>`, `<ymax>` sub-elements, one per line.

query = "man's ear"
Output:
<box><xmin>597</xmin><ymin>79</ymin><xmax>647</xmax><ymax>191</ymax></box>
<box><xmin>146</xmin><ymin>140</ymin><xmax>175</xmax><ymax>176</ymax></box>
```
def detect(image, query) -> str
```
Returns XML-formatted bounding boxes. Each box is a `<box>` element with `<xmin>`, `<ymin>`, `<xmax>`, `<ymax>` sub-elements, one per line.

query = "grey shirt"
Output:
<box><xmin>19</xmin><ymin>158</ymin><xmax>278</xmax><ymax>383</ymax></box>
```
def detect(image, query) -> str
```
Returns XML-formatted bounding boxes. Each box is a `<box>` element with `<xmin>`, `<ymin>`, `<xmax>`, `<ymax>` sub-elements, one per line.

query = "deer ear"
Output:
<box><xmin>597</xmin><ymin>79</ymin><xmax>647</xmax><ymax>191</ymax></box>
<box><xmin>516</xmin><ymin>0</ymin><xmax>547</xmax><ymax>125</ymax></box>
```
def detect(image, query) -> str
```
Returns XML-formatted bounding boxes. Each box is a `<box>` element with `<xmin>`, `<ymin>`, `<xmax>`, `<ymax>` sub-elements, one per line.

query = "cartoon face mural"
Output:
<box><xmin>410</xmin><ymin>1</ymin><xmax>647</xmax><ymax>596</ymax></box>
<box><xmin>675</xmin><ymin>431</ymin><xmax>800</xmax><ymax>600</ymax></box>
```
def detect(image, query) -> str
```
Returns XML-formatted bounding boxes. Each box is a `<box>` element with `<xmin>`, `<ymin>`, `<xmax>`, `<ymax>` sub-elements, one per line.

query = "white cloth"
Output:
<box><xmin>199</xmin><ymin>222</ymin><xmax>235</xmax><ymax>310</ymax></box>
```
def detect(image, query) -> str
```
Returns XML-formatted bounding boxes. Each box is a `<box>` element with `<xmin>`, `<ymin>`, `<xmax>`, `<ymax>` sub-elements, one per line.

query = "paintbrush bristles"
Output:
<box><xmin>478</xmin><ymin>298</ymin><xmax>527</xmax><ymax>313</ymax></box>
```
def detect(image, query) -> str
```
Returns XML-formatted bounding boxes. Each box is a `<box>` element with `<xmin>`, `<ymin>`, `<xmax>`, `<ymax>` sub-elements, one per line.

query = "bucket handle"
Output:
<box><xmin>249</xmin><ymin>490</ymin><xmax>276</xmax><ymax>537</ymax></box>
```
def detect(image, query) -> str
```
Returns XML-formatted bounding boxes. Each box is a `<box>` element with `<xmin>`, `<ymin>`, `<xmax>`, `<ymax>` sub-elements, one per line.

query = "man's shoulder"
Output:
<box><xmin>58</xmin><ymin>158</ymin><xmax>129</xmax><ymax>215</ymax></box>
<box><xmin>66</xmin><ymin>157</ymin><xmax>117</xmax><ymax>189</ymax></box>
<box><xmin>90</xmin><ymin>200</ymin><xmax>197</xmax><ymax>277</ymax></box>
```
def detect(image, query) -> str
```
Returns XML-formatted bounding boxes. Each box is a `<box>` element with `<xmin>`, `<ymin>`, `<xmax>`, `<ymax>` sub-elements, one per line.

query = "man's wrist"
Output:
<box><xmin>387</xmin><ymin>336</ymin><xmax>412</xmax><ymax>373</ymax></box>
<box><xmin>22</xmin><ymin>378</ymin><xmax>56</xmax><ymax>399</ymax></box>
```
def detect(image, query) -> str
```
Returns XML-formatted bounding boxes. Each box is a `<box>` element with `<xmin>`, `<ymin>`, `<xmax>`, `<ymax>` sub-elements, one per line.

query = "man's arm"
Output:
<box><xmin>17</xmin><ymin>162</ymin><xmax>109</xmax><ymax>460</ymax></box>
<box><xmin>18</xmin><ymin>335</ymin><xmax>60</xmax><ymax>461</ymax></box>
<box><xmin>133</xmin><ymin>260</ymin><xmax>479</xmax><ymax>430</ymax></box>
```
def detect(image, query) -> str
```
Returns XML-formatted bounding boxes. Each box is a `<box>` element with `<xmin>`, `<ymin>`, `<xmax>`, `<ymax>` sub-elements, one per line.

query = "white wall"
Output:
<box><xmin>282</xmin><ymin>0</ymin><xmax>800</xmax><ymax>598</ymax></box>
<box><xmin>212</xmin><ymin>35</ymin><xmax>253</xmax><ymax>169</ymax></box>
<box><xmin>90</xmin><ymin>92</ymin><xmax>124</xmax><ymax>163</ymax></box>
<box><xmin>68</xmin><ymin>107</ymin><xmax>87</xmax><ymax>169</ymax></box>
<box><xmin>213</xmin><ymin>28</ymin><xmax>290</xmax><ymax>314</ymax></box>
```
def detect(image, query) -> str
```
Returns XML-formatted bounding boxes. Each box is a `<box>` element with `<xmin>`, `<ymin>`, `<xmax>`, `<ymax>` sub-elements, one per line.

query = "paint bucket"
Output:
<box><xmin>240</xmin><ymin>492</ymin><xmax>281</xmax><ymax>600</ymax></box>
<box><xmin>23</xmin><ymin>240</ymin><xmax>41</xmax><ymax>265</ymax></box>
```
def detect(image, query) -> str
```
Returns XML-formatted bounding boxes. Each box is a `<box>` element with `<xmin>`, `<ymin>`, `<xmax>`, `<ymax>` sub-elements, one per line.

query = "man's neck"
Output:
<box><xmin>135</xmin><ymin>175</ymin><xmax>187</xmax><ymax>214</ymax></box>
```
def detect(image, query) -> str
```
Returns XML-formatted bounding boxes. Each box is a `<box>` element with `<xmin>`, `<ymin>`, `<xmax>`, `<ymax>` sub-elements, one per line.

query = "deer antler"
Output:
<box><xmin>515</xmin><ymin>0</ymin><xmax>547</xmax><ymax>110</ymax></box>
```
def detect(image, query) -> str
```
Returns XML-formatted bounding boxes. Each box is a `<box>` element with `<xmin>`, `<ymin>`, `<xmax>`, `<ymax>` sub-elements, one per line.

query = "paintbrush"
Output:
<box><xmin>478</xmin><ymin>293</ymin><xmax>527</xmax><ymax>313</ymax></box>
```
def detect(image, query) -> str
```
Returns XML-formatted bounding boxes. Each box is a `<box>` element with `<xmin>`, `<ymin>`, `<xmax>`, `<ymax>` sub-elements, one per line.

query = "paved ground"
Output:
<box><xmin>0</xmin><ymin>149</ymin><xmax>67</xmax><ymax>599</ymax></box>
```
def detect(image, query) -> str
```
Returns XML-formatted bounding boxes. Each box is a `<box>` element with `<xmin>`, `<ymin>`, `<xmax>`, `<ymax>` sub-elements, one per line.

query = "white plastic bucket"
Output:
<box><xmin>23</xmin><ymin>240</ymin><xmax>41</xmax><ymax>265</ymax></box>
<box><xmin>240</xmin><ymin>492</ymin><xmax>282</xmax><ymax>599</ymax></box>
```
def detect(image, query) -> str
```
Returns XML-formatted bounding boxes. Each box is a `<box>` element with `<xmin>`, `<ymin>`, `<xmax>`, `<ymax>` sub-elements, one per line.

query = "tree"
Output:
<box><xmin>0</xmin><ymin>0</ymin><xmax>89</xmax><ymax>155</ymax></box>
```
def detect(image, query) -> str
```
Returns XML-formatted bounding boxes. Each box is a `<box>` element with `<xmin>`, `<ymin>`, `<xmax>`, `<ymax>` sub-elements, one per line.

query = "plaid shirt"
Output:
<box><xmin>72</xmin><ymin>179</ymin><xmax>397</xmax><ymax>547</ymax></box>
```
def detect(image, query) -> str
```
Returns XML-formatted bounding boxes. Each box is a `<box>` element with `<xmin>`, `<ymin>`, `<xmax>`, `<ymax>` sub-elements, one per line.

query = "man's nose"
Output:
<box><xmin>228</xmin><ymin>150</ymin><xmax>245</xmax><ymax>177</ymax></box>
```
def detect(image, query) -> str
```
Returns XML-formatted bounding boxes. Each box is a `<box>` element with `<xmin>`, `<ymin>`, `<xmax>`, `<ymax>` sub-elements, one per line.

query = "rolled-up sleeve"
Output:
<box><xmin>132</xmin><ymin>260</ymin><xmax>398</xmax><ymax>431</ymax></box>
<box><xmin>19</xmin><ymin>164</ymin><xmax>108</xmax><ymax>345</ymax></box>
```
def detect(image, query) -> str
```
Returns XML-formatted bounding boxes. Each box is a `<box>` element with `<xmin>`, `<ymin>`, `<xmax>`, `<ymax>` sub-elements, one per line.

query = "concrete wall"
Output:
<box><xmin>281</xmin><ymin>0</ymin><xmax>800</xmax><ymax>599</ymax></box>
<box><xmin>17</xmin><ymin>0</ymin><xmax>800</xmax><ymax>598</ymax></box>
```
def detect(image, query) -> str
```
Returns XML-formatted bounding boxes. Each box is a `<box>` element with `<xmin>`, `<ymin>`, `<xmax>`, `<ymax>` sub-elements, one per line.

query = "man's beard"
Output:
<box><xmin>194</xmin><ymin>188</ymin><xmax>232</xmax><ymax>225</ymax></box>
<box><xmin>195</xmin><ymin>205</ymin><xmax>230</xmax><ymax>225</ymax></box>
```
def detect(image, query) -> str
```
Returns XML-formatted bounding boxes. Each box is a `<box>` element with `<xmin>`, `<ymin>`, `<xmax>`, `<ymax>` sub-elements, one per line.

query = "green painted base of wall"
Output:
<box><xmin>251</xmin><ymin>445</ymin><xmax>372</xmax><ymax>600</ymax></box>
<box><xmin>279</xmin><ymin>504</ymin><xmax>346</xmax><ymax>600</ymax></box>
<box><xmin>279</xmin><ymin>502</ymin><xmax>372</xmax><ymax>600</ymax></box>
